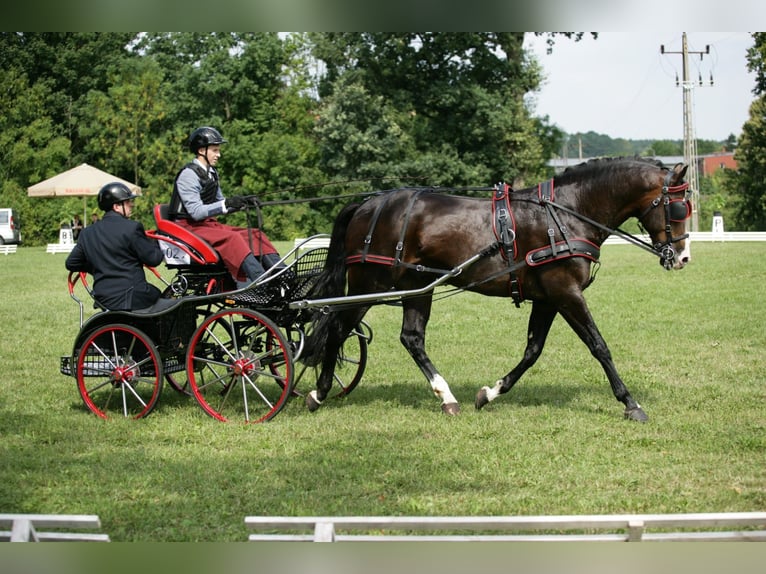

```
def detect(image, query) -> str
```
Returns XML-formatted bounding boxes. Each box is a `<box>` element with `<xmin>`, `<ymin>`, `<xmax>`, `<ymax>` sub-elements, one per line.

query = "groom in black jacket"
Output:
<box><xmin>66</xmin><ymin>182</ymin><xmax>164</xmax><ymax>311</ymax></box>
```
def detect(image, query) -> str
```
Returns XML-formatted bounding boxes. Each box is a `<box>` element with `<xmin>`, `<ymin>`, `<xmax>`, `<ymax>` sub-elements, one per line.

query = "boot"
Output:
<box><xmin>238</xmin><ymin>254</ymin><xmax>266</xmax><ymax>287</ymax></box>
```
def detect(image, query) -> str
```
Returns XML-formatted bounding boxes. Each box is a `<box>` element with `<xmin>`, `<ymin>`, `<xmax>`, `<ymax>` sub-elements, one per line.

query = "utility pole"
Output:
<box><xmin>661</xmin><ymin>33</ymin><xmax>711</xmax><ymax>233</ymax></box>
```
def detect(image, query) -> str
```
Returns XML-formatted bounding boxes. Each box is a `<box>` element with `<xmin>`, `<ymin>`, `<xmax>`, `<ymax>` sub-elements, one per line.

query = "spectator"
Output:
<box><xmin>72</xmin><ymin>214</ymin><xmax>83</xmax><ymax>241</ymax></box>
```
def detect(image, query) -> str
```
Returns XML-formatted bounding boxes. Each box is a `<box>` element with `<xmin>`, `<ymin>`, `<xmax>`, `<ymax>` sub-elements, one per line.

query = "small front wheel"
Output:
<box><xmin>75</xmin><ymin>324</ymin><xmax>163</xmax><ymax>419</ymax></box>
<box><xmin>187</xmin><ymin>308</ymin><xmax>294</xmax><ymax>423</ymax></box>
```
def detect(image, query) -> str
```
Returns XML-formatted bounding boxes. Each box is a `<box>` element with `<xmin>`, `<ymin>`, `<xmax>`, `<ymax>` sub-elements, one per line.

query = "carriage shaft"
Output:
<box><xmin>288</xmin><ymin>251</ymin><xmax>487</xmax><ymax>311</ymax></box>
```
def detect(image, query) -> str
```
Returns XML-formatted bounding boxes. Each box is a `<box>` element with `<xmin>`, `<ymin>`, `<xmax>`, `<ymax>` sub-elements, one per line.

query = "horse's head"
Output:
<box><xmin>637</xmin><ymin>162</ymin><xmax>691</xmax><ymax>270</ymax></box>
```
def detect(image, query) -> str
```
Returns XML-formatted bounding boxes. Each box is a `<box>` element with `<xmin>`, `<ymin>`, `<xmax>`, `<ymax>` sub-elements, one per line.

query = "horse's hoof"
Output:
<box><xmin>624</xmin><ymin>406</ymin><xmax>648</xmax><ymax>422</ymax></box>
<box><xmin>441</xmin><ymin>402</ymin><xmax>460</xmax><ymax>416</ymax></box>
<box><xmin>305</xmin><ymin>391</ymin><xmax>322</xmax><ymax>412</ymax></box>
<box><xmin>475</xmin><ymin>387</ymin><xmax>490</xmax><ymax>410</ymax></box>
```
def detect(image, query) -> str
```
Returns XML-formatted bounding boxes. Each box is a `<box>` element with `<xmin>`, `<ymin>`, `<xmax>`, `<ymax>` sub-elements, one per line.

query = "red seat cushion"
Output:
<box><xmin>153</xmin><ymin>204</ymin><xmax>220</xmax><ymax>265</ymax></box>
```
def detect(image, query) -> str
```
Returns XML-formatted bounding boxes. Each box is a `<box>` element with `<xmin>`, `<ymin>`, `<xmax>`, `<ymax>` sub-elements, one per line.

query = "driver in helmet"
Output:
<box><xmin>168</xmin><ymin>126</ymin><xmax>282</xmax><ymax>288</ymax></box>
<box><xmin>66</xmin><ymin>182</ymin><xmax>164</xmax><ymax>311</ymax></box>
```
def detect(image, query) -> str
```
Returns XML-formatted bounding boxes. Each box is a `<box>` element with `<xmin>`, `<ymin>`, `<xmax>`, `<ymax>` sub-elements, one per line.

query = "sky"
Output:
<box><xmin>523</xmin><ymin>32</ymin><xmax>756</xmax><ymax>143</ymax></box>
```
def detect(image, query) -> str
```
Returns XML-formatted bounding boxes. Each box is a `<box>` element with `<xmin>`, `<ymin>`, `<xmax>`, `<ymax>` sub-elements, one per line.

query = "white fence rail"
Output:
<box><xmin>0</xmin><ymin>514</ymin><xmax>109</xmax><ymax>542</ymax></box>
<box><xmin>46</xmin><ymin>243</ymin><xmax>75</xmax><ymax>254</ymax></box>
<box><xmin>293</xmin><ymin>236</ymin><xmax>331</xmax><ymax>251</ymax></box>
<box><xmin>245</xmin><ymin>512</ymin><xmax>766</xmax><ymax>542</ymax></box>
<box><xmin>604</xmin><ymin>231</ymin><xmax>766</xmax><ymax>245</ymax></box>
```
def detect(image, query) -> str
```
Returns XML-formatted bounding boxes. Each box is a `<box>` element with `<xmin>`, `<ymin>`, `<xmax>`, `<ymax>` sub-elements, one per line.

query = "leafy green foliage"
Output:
<box><xmin>1</xmin><ymin>32</ymin><xmax>758</xmax><ymax>244</ymax></box>
<box><xmin>722</xmin><ymin>33</ymin><xmax>766</xmax><ymax>230</ymax></box>
<box><xmin>311</xmin><ymin>33</ymin><xmax>550</xmax><ymax>186</ymax></box>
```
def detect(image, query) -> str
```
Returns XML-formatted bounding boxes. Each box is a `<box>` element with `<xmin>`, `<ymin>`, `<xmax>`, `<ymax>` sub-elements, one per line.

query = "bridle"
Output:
<box><xmin>637</xmin><ymin>169</ymin><xmax>691</xmax><ymax>270</ymax></box>
<box><xmin>535</xmin><ymin>167</ymin><xmax>691</xmax><ymax>270</ymax></box>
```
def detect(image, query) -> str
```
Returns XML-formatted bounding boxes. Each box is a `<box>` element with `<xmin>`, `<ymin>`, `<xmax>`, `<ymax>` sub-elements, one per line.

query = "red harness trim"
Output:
<box><xmin>346</xmin><ymin>253</ymin><xmax>398</xmax><ymax>266</ymax></box>
<box><xmin>525</xmin><ymin>238</ymin><xmax>601</xmax><ymax>267</ymax></box>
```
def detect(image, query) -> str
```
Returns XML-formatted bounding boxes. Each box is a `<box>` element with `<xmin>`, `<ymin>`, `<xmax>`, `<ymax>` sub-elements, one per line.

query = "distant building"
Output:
<box><xmin>699</xmin><ymin>151</ymin><xmax>737</xmax><ymax>176</ymax></box>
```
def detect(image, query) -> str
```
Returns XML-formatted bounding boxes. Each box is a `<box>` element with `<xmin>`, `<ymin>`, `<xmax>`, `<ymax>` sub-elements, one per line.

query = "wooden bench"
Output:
<box><xmin>0</xmin><ymin>244</ymin><xmax>17</xmax><ymax>255</ymax></box>
<box><xmin>46</xmin><ymin>243</ymin><xmax>75</xmax><ymax>254</ymax></box>
<box><xmin>245</xmin><ymin>512</ymin><xmax>766</xmax><ymax>542</ymax></box>
<box><xmin>0</xmin><ymin>513</ymin><xmax>109</xmax><ymax>542</ymax></box>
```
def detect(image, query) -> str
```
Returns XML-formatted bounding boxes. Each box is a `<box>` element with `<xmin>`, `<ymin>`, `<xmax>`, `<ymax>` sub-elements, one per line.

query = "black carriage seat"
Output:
<box><xmin>150</xmin><ymin>204</ymin><xmax>221</xmax><ymax>267</ymax></box>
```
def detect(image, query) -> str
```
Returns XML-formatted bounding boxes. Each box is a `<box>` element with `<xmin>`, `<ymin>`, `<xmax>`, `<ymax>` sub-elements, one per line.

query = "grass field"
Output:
<box><xmin>0</xmin><ymin>241</ymin><xmax>764</xmax><ymax>542</ymax></box>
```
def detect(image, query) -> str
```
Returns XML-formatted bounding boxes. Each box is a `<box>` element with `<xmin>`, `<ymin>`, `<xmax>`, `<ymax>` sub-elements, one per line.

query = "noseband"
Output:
<box><xmin>638</xmin><ymin>170</ymin><xmax>691</xmax><ymax>269</ymax></box>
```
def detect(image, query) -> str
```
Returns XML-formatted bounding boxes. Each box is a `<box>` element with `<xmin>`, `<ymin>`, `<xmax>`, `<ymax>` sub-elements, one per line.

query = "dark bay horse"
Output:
<box><xmin>301</xmin><ymin>157</ymin><xmax>691</xmax><ymax>421</ymax></box>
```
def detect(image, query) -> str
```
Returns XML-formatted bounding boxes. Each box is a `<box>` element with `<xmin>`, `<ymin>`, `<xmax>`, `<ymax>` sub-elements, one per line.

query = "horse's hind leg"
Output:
<box><xmin>307</xmin><ymin>305</ymin><xmax>369</xmax><ymax>412</ymax></box>
<box><xmin>475</xmin><ymin>301</ymin><xmax>557</xmax><ymax>410</ymax></box>
<box><xmin>400</xmin><ymin>295</ymin><xmax>460</xmax><ymax>415</ymax></box>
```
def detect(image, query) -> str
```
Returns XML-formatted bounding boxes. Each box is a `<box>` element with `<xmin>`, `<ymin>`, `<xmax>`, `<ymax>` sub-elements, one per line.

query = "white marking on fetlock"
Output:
<box><xmin>430</xmin><ymin>374</ymin><xmax>458</xmax><ymax>405</ymax></box>
<box><xmin>309</xmin><ymin>390</ymin><xmax>323</xmax><ymax>406</ymax></box>
<box><xmin>481</xmin><ymin>381</ymin><xmax>503</xmax><ymax>403</ymax></box>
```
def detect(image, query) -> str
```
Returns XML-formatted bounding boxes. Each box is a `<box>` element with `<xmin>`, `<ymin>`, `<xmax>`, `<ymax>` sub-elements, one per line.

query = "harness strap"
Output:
<box><xmin>492</xmin><ymin>184</ymin><xmax>516</xmax><ymax>261</ymax></box>
<box><xmin>395</xmin><ymin>189</ymin><xmax>425</xmax><ymax>265</ymax></box>
<box><xmin>539</xmin><ymin>179</ymin><xmax>576</xmax><ymax>257</ymax></box>
<box><xmin>525</xmin><ymin>238</ymin><xmax>601</xmax><ymax>266</ymax></box>
<box><xmin>360</xmin><ymin>194</ymin><xmax>390</xmax><ymax>263</ymax></box>
<box><xmin>492</xmin><ymin>183</ymin><xmax>523</xmax><ymax>307</ymax></box>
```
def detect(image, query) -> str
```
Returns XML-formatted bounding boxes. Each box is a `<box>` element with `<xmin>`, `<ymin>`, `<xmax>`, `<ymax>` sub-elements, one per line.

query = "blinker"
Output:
<box><xmin>668</xmin><ymin>198</ymin><xmax>692</xmax><ymax>222</ymax></box>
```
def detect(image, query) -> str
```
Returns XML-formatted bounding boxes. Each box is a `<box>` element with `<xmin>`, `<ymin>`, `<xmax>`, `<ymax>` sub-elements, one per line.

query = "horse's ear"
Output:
<box><xmin>673</xmin><ymin>162</ymin><xmax>688</xmax><ymax>181</ymax></box>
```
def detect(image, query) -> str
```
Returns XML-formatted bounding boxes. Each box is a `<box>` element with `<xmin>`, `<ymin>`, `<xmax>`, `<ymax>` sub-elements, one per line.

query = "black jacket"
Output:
<box><xmin>65</xmin><ymin>210</ymin><xmax>164</xmax><ymax>310</ymax></box>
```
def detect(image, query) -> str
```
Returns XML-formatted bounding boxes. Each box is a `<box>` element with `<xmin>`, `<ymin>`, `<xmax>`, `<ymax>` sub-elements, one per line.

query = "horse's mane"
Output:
<box><xmin>555</xmin><ymin>156</ymin><xmax>664</xmax><ymax>186</ymax></box>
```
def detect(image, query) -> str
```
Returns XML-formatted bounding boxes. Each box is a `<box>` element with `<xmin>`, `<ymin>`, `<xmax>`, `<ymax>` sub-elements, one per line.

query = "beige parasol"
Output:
<box><xmin>27</xmin><ymin>163</ymin><xmax>141</xmax><ymax>224</ymax></box>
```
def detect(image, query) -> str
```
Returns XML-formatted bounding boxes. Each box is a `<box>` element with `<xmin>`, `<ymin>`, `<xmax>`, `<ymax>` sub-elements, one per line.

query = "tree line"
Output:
<box><xmin>1</xmin><ymin>32</ymin><xmax>763</xmax><ymax>246</ymax></box>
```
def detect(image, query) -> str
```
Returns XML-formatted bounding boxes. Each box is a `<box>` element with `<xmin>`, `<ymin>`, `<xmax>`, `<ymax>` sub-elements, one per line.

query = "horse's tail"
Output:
<box><xmin>306</xmin><ymin>202</ymin><xmax>361</xmax><ymax>365</ymax></box>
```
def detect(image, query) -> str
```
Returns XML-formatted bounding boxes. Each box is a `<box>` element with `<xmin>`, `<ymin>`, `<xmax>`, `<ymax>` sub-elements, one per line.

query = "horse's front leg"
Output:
<box><xmin>400</xmin><ymin>296</ymin><xmax>460</xmax><ymax>415</ymax></box>
<box><xmin>475</xmin><ymin>301</ymin><xmax>558</xmax><ymax>410</ymax></box>
<box><xmin>557</xmin><ymin>295</ymin><xmax>648</xmax><ymax>422</ymax></box>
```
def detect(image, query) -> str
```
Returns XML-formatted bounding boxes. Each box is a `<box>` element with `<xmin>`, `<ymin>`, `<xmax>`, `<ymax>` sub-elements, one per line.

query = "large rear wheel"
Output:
<box><xmin>187</xmin><ymin>308</ymin><xmax>294</xmax><ymax>423</ymax></box>
<box><xmin>75</xmin><ymin>324</ymin><xmax>163</xmax><ymax>419</ymax></box>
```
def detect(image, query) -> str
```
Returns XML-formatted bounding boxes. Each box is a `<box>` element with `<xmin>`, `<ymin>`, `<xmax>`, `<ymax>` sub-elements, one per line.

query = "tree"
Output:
<box><xmin>0</xmin><ymin>33</ymin><xmax>137</xmax><ymax>160</ymax></box>
<box><xmin>0</xmin><ymin>67</ymin><xmax>74</xmax><ymax>244</ymax></box>
<box><xmin>727</xmin><ymin>33</ymin><xmax>766</xmax><ymax>230</ymax></box>
<box><xmin>309</xmin><ymin>33</ymin><xmax>555</xmax><ymax>187</ymax></box>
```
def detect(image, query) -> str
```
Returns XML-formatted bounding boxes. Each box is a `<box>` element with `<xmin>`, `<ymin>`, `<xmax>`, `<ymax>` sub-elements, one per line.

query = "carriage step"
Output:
<box><xmin>59</xmin><ymin>355</ymin><xmax>160</xmax><ymax>377</ymax></box>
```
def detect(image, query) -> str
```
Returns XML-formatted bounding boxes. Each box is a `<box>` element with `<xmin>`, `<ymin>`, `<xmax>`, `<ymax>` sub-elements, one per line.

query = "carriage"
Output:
<box><xmin>61</xmin><ymin>157</ymin><xmax>692</xmax><ymax>424</ymax></box>
<box><xmin>59</xmin><ymin>204</ymin><xmax>371</xmax><ymax>423</ymax></box>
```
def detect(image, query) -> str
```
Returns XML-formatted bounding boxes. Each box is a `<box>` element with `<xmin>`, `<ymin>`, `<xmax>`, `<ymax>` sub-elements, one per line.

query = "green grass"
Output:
<box><xmin>0</xmin><ymin>241</ymin><xmax>764</xmax><ymax>541</ymax></box>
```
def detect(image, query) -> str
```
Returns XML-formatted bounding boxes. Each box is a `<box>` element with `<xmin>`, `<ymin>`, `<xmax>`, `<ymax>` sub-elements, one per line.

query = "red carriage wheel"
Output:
<box><xmin>75</xmin><ymin>324</ymin><xmax>163</xmax><ymax>419</ymax></box>
<box><xmin>186</xmin><ymin>308</ymin><xmax>294</xmax><ymax>423</ymax></box>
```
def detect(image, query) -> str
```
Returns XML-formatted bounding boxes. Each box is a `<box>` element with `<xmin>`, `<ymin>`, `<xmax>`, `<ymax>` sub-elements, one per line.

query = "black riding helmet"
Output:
<box><xmin>188</xmin><ymin>126</ymin><xmax>227</xmax><ymax>154</ymax></box>
<box><xmin>97</xmin><ymin>182</ymin><xmax>138</xmax><ymax>211</ymax></box>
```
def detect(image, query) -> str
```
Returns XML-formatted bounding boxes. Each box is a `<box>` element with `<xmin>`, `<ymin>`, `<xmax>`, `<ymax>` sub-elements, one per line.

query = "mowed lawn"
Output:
<box><xmin>0</xmin><ymin>240</ymin><xmax>763</xmax><ymax>542</ymax></box>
